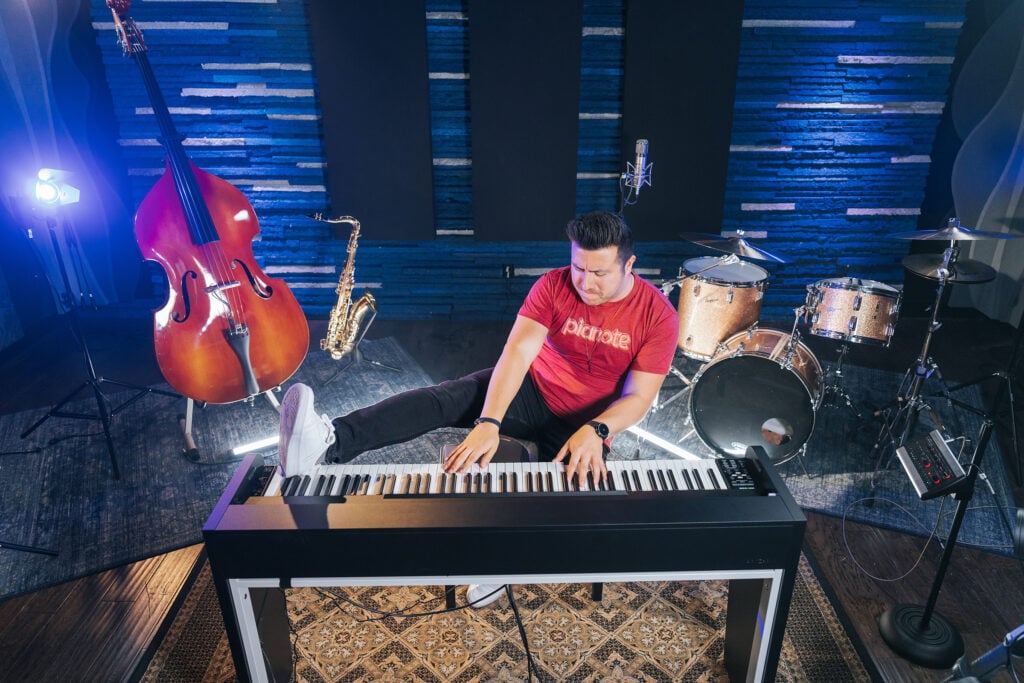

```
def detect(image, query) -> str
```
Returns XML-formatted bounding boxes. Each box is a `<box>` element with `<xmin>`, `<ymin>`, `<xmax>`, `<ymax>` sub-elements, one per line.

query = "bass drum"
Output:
<box><xmin>689</xmin><ymin>328</ymin><xmax>822</xmax><ymax>464</ymax></box>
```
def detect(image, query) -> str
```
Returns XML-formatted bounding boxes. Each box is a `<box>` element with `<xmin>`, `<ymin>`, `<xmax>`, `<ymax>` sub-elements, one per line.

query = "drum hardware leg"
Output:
<box><xmin>651</xmin><ymin>362</ymin><xmax>694</xmax><ymax>414</ymax></box>
<box><xmin>871</xmin><ymin>251</ymin><xmax>955</xmax><ymax>475</ymax></box>
<box><xmin>822</xmin><ymin>342</ymin><xmax>863</xmax><ymax>418</ymax></box>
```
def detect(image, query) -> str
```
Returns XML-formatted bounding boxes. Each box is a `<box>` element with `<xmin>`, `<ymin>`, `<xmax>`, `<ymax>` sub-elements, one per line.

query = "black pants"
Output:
<box><xmin>329</xmin><ymin>369</ymin><xmax>578</xmax><ymax>462</ymax></box>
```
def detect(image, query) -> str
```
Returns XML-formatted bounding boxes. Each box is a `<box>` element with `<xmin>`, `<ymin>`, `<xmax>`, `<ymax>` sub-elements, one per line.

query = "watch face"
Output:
<box><xmin>590</xmin><ymin>421</ymin><xmax>609</xmax><ymax>439</ymax></box>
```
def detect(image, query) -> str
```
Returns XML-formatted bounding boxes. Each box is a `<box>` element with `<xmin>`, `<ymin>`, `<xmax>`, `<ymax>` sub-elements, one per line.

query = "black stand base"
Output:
<box><xmin>0</xmin><ymin>539</ymin><xmax>58</xmax><ymax>556</ymax></box>
<box><xmin>322</xmin><ymin>345</ymin><xmax>401</xmax><ymax>385</ymax></box>
<box><xmin>879</xmin><ymin>604</ymin><xmax>964</xmax><ymax>669</ymax></box>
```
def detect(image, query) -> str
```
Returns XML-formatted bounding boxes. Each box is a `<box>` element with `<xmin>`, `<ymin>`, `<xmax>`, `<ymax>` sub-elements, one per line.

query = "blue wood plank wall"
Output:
<box><xmin>88</xmin><ymin>0</ymin><xmax>966</xmax><ymax>323</ymax></box>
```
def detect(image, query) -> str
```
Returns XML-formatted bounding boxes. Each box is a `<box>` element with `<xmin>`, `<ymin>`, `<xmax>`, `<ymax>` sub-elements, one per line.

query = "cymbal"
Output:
<box><xmin>902</xmin><ymin>253</ymin><xmax>996</xmax><ymax>284</ymax></box>
<box><xmin>888</xmin><ymin>225</ymin><xmax>1019</xmax><ymax>241</ymax></box>
<box><xmin>679</xmin><ymin>232</ymin><xmax>786</xmax><ymax>263</ymax></box>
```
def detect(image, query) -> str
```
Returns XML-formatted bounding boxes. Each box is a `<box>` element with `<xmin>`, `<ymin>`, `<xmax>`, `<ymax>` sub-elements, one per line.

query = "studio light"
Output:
<box><xmin>34</xmin><ymin>168</ymin><xmax>80</xmax><ymax>207</ymax></box>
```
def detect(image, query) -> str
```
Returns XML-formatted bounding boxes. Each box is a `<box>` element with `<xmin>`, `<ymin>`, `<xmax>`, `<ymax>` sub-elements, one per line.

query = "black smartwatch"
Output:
<box><xmin>587</xmin><ymin>420</ymin><xmax>610</xmax><ymax>439</ymax></box>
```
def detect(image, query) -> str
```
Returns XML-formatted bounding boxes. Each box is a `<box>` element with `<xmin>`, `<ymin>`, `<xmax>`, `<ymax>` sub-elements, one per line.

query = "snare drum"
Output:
<box><xmin>676</xmin><ymin>256</ymin><xmax>769</xmax><ymax>360</ymax></box>
<box><xmin>689</xmin><ymin>327</ymin><xmax>822</xmax><ymax>464</ymax></box>
<box><xmin>805</xmin><ymin>277</ymin><xmax>902</xmax><ymax>346</ymax></box>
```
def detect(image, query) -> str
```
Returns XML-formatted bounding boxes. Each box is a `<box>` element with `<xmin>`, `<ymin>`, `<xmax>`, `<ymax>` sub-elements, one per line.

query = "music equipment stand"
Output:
<box><xmin>938</xmin><ymin>300</ymin><xmax>1023</xmax><ymax>485</ymax></box>
<box><xmin>20</xmin><ymin>219</ymin><xmax>179</xmax><ymax>480</ymax></box>
<box><xmin>879</xmin><ymin>419</ymin><xmax>995</xmax><ymax>668</ymax></box>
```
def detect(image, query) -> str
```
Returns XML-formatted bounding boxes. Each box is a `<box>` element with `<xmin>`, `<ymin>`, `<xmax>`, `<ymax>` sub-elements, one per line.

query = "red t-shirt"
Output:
<box><xmin>518</xmin><ymin>266</ymin><xmax>679</xmax><ymax>425</ymax></box>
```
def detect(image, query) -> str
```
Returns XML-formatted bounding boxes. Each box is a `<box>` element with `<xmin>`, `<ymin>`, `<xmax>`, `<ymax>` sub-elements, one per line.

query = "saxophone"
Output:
<box><xmin>316</xmin><ymin>215</ymin><xmax>378</xmax><ymax>360</ymax></box>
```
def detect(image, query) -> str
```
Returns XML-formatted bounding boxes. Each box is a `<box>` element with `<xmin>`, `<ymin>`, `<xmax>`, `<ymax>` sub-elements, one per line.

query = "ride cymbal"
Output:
<box><xmin>679</xmin><ymin>232</ymin><xmax>786</xmax><ymax>263</ymax></box>
<box><xmin>902</xmin><ymin>253</ymin><xmax>996</xmax><ymax>284</ymax></box>
<box><xmin>889</xmin><ymin>219</ymin><xmax>1020</xmax><ymax>241</ymax></box>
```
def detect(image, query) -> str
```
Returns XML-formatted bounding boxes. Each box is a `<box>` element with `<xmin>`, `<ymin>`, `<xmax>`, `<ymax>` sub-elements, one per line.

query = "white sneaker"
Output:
<box><xmin>279</xmin><ymin>383</ymin><xmax>336</xmax><ymax>477</ymax></box>
<box><xmin>466</xmin><ymin>583</ymin><xmax>505</xmax><ymax>608</ymax></box>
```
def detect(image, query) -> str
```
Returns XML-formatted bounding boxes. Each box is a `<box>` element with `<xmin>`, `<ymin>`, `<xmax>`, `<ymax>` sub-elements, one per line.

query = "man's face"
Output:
<box><xmin>569</xmin><ymin>242</ymin><xmax>636</xmax><ymax>306</ymax></box>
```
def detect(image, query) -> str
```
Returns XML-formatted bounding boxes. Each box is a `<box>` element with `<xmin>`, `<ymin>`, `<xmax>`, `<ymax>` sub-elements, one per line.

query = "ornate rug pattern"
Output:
<box><xmin>139</xmin><ymin>553</ymin><xmax>874</xmax><ymax>682</ymax></box>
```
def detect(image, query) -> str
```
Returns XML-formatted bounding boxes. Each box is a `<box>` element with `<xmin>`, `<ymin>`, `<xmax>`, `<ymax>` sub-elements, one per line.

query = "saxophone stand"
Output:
<box><xmin>322</xmin><ymin>311</ymin><xmax>401</xmax><ymax>386</ymax></box>
<box><xmin>20</xmin><ymin>218</ymin><xmax>179</xmax><ymax>480</ymax></box>
<box><xmin>879</xmin><ymin>419</ymin><xmax>995</xmax><ymax>669</ymax></box>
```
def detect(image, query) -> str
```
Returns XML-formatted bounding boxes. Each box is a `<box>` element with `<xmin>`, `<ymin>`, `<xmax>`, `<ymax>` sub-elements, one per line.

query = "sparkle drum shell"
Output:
<box><xmin>676</xmin><ymin>256</ymin><xmax>769</xmax><ymax>360</ymax></box>
<box><xmin>805</xmin><ymin>277</ymin><xmax>902</xmax><ymax>347</ymax></box>
<box><xmin>688</xmin><ymin>328</ymin><xmax>822</xmax><ymax>464</ymax></box>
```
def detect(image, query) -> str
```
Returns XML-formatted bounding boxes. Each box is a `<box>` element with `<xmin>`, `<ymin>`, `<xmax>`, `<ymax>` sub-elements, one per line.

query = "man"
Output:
<box><xmin>279</xmin><ymin>210</ymin><xmax>679</xmax><ymax>604</ymax></box>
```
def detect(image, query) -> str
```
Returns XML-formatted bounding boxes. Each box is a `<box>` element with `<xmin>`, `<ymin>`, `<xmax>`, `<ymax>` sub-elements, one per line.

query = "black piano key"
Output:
<box><xmin>631</xmin><ymin>470</ymin><xmax>642</xmax><ymax>491</ymax></box>
<box><xmin>526</xmin><ymin>473</ymin><xmax>534</xmax><ymax>493</ymax></box>
<box><xmin>421</xmin><ymin>473</ymin><xmax>432</xmax><ymax>494</ymax></box>
<box><xmin>667</xmin><ymin>470</ymin><xmax>679</xmax><ymax>490</ymax></box>
<box><xmin>339</xmin><ymin>474</ymin><xmax>353</xmax><ymax>495</ymax></box>
<box><xmin>296</xmin><ymin>475</ymin><xmax>312</xmax><ymax>495</ymax></box>
<box><xmin>281</xmin><ymin>476</ymin><xmax>298</xmax><ymax>496</ymax></box>
<box><xmin>707</xmin><ymin>468</ymin><xmax>721</xmax><ymax>490</ymax></box>
<box><xmin>692</xmin><ymin>469</ymin><xmax>705</xmax><ymax>490</ymax></box>
<box><xmin>310</xmin><ymin>476</ymin><xmax>323</xmax><ymax>496</ymax></box>
<box><xmin>324</xmin><ymin>474</ymin><xmax>337</xmax><ymax>494</ymax></box>
<box><xmin>445</xmin><ymin>473</ymin><xmax>455</xmax><ymax>494</ymax></box>
<box><xmin>482</xmin><ymin>472</ymin><xmax>491</xmax><ymax>493</ymax></box>
<box><xmin>656</xmin><ymin>470</ymin><xmax>669</xmax><ymax>491</ymax></box>
<box><xmin>472</xmin><ymin>472</ymin><xmax>481</xmax><ymax>494</ymax></box>
<box><xmin>398</xmin><ymin>474</ymin><xmax>411</xmax><ymax>495</ymax></box>
<box><xmin>382</xmin><ymin>474</ymin><xmax>395</xmax><ymax>495</ymax></box>
<box><xmin>357</xmin><ymin>475</ymin><xmax>371</xmax><ymax>495</ymax></box>
<box><xmin>607</xmin><ymin>472</ymin><xmax>616</xmax><ymax>491</ymax></box>
<box><xmin>561</xmin><ymin>471</ymin><xmax>570</xmax><ymax>491</ymax></box>
<box><xmin>544</xmin><ymin>471</ymin><xmax>554</xmax><ymax>492</ymax></box>
<box><xmin>586</xmin><ymin>471</ymin><xmax>596</xmax><ymax>492</ymax></box>
<box><xmin>681</xmin><ymin>469</ymin><xmax>693</xmax><ymax>490</ymax></box>
<box><xmin>510</xmin><ymin>472</ymin><xmax>518</xmax><ymax>493</ymax></box>
<box><xmin>498</xmin><ymin>471</ymin><xmax>506</xmax><ymax>493</ymax></box>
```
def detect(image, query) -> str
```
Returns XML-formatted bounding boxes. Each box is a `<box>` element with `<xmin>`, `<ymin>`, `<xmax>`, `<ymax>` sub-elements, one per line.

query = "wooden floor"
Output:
<box><xmin>0</xmin><ymin>314</ymin><xmax>1022</xmax><ymax>682</ymax></box>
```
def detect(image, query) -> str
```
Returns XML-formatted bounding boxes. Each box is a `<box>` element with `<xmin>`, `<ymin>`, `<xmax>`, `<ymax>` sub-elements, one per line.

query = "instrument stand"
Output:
<box><xmin>936</xmin><ymin>301</ymin><xmax>1024</xmax><ymax>486</ymax></box>
<box><xmin>0</xmin><ymin>539</ymin><xmax>58</xmax><ymax>557</ymax></box>
<box><xmin>20</xmin><ymin>220</ymin><xmax>179</xmax><ymax>480</ymax></box>
<box><xmin>821</xmin><ymin>342</ymin><xmax>862</xmax><ymax>418</ymax></box>
<box><xmin>322</xmin><ymin>314</ymin><xmax>401</xmax><ymax>385</ymax></box>
<box><xmin>180</xmin><ymin>390</ymin><xmax>280</xmax><ymax>463</ymax></box>
<box><xmin>879</xmin><ymin>419</ymin><xmax>995</xmax><ymax>669</ymax></box>
<box><xmin>871</xmin><ymin>245</ymin><xmax>958</xmax><ymax>472</ymax></box>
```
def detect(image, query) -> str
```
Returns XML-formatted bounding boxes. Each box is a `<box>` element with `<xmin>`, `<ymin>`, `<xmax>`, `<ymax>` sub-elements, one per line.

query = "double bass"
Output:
<box><xmin>107</xmin><ymin>1</ymin><xmax>309</xmax><ymax>405</ymax></box>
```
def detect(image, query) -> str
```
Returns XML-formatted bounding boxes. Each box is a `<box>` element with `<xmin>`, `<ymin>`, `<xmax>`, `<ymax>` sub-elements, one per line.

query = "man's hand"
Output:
<box><xmin>554</xmin><ymin>425</ymin><xmax>607</xmax><ymax>488</ymax></box>
<box><xmin>443</xmin><ymin>422</ymin><xmax>500</xmax><ymax>473</ymax></box>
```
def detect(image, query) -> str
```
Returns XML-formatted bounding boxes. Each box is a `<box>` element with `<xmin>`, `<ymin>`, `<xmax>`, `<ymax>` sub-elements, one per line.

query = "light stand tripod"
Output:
<box><xmin>879</xmin><ymin>419</ymin><xmax>995</xmax><ymax>668</ymax></box>
<box><xmin>19</xmin><ymin>217</ymin><xmax>178</xmax><ymax>479</ymax></box>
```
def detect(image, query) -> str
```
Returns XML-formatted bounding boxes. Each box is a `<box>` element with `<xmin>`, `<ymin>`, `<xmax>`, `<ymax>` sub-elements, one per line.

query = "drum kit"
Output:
<box><xmin>658</xmin><ymin>218</ymin><xmax>1018</xmax><ymax>467</ymax></box>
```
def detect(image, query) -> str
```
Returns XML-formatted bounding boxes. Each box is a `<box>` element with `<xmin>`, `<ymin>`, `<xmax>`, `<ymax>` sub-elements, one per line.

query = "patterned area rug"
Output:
<box><xmin>139</xmin><ymin>553</ymin><xmax>873</xmax><ymax>682</ymax></box>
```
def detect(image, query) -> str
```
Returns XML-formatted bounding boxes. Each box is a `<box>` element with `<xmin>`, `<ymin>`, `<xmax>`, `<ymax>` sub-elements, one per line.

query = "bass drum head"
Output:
<box><xmin>689</xmin><ymin>354</ymin><xmax>816</xmax><ymax>463</ymax></box>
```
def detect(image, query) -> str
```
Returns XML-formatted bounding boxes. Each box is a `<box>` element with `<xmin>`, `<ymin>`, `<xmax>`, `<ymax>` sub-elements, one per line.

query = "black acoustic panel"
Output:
<box><xmin>469</xmin><ymin>0</ymin><xmax>583</xmax><ymax>241</ymax></box>
<box><xmin>621</xmin><ymin>1</ymin><xmax>744</xmax><ymax>240</ymax></box>
<box><xmin>308</xmin><ymin>0</ymin><xmax>434</xmax><ymax>240</ymax></box>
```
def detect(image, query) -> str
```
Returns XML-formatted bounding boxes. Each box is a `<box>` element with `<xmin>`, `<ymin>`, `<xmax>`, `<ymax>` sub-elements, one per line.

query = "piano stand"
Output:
<box><xmin>226</xmin><ymin>567</ymin><xmax>786</xmax><ymax>683</ymax></box>
<box><xmin>204</xmin><ymin>449</ymin><xmax>805</xmax><ymax>682</ymax></box>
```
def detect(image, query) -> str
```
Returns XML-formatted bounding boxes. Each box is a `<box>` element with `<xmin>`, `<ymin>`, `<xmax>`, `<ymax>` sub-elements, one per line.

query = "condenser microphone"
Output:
<box><xmin>628</xmin><ymin>139</ymin><xmax>652</xmax><ymax>196</ymax></box>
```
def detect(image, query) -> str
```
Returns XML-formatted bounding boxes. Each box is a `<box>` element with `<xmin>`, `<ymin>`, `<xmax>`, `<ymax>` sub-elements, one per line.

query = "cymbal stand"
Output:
<box><xmin>872</xmin><ymin>243</ymin><xmax>957</xmax><ymax>470</ymax></box>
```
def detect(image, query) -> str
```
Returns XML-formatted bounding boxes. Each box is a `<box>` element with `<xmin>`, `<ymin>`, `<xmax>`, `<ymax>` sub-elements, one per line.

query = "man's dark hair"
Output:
<box><xmin>564</xmin><ymin>211</ymin><xmax>634</xmax><ymax>263</ymax></box>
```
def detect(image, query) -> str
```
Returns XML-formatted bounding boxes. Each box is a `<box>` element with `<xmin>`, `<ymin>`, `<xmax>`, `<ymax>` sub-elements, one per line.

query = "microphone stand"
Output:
<box><xmin>879</xmin><ymin>419</ymin><xmax>995</xmax><ymax>669</ymax></box>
